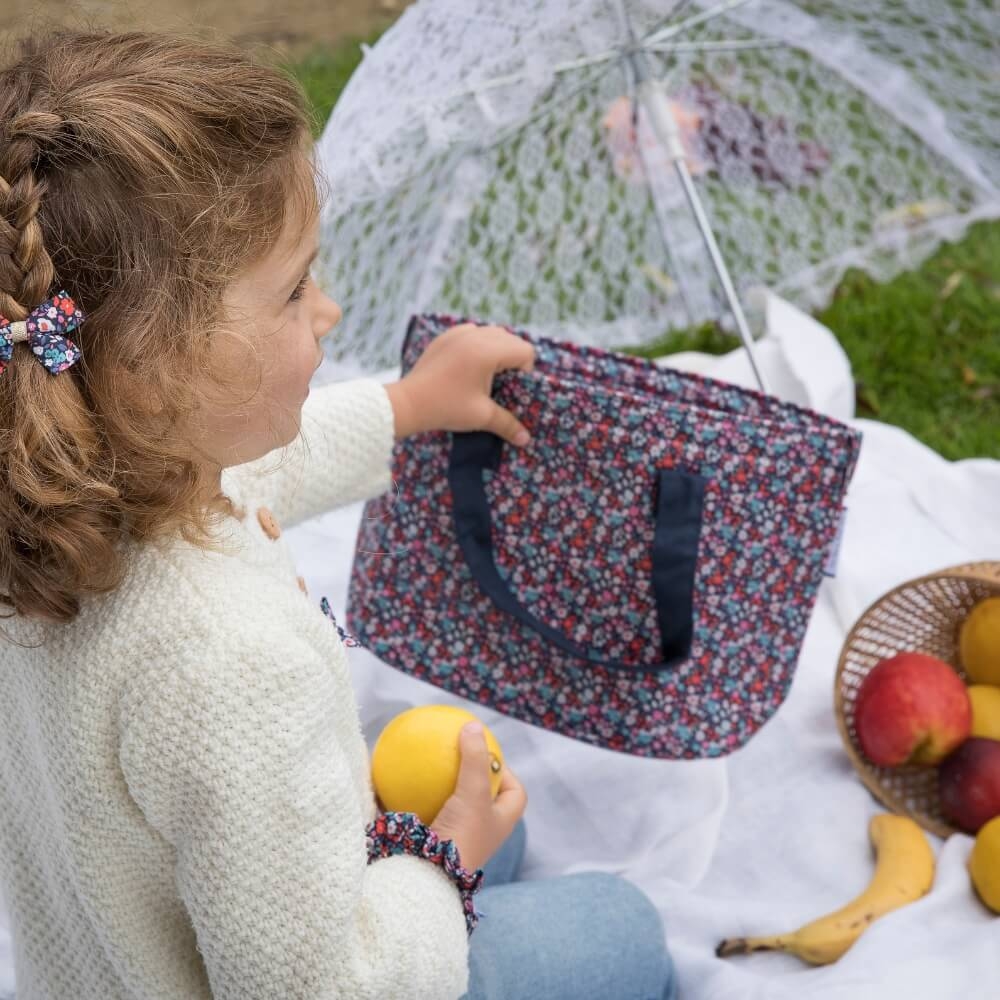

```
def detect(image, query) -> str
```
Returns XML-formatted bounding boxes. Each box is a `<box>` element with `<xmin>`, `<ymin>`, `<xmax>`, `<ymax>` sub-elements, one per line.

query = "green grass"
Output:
<box><xmin>280</xmin><ymin>38</ymin><xmax>1000</xmax><ymax>461</ymax></box>
<box><xmin>623</xmin><ymin>222</ymin><xmax>1000</xmax><ymax>461</ymax></box>
<box><xmin>281</xmin><ymin>32</ymin><xmax>387</xmax><ymax>139</ymax></box>
<box><xmin>816</xmin><ymin>221</ymin><xmax>1000</xmax><ymax>461</ymax></box>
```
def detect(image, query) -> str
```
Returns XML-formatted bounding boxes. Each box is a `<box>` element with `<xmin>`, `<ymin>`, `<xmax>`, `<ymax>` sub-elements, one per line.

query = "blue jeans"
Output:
<box><xmin>463</xmin><ymin>820</ymin><xmax>679</xmax><ymax>1000</ymax></box>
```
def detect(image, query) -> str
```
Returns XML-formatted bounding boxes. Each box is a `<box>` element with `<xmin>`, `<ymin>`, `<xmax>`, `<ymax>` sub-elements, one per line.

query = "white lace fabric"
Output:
<box><xmin>314</xmin><ymin>0</ymin><xmax>1000</xmax><ymax>373</ymax></box>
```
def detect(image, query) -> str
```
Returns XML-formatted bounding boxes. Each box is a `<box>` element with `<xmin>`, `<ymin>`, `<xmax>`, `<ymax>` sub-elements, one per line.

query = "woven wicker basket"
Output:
<box><xmin>835</xmin><ymin>561</ymin><xmax>1000</xmax><ymax>839</ymax></box>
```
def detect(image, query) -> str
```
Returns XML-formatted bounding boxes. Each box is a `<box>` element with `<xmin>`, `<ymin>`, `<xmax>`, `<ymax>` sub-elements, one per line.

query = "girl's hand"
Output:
<box><xmin>387</xmin><ymin>323</ymin><xmax>536</xmax><ymax>445</ymax></box>
<box><xmin>430</xmin><ymin>721</ymin><xmax>528</xmax><ymax>873</ymax></box>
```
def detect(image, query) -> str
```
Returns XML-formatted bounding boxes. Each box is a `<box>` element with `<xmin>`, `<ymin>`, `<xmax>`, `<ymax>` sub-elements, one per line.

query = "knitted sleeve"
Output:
<box><xmin>117</xmin><ymin>628</ymin><xmax>470</xmax><ymax>1000</ymax></box>
<box><xmin>225</xmin><ymin>377</ymin><xmax>396</xmax><ymax>529</ymax></box>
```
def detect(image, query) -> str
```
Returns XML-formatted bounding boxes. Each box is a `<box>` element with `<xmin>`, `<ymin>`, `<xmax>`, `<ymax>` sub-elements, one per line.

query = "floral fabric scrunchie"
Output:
<box><xmin>366</xmin><ymin>809</ymin><xmax>485</xmax><ymax>936</ymax></box>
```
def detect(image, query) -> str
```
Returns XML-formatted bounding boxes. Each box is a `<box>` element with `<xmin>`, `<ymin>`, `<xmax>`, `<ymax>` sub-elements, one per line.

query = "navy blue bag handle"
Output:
<box><xmin>448</xmin><ymin>430</ymin><xmax>707</xmax><ymax>674</ymax></box>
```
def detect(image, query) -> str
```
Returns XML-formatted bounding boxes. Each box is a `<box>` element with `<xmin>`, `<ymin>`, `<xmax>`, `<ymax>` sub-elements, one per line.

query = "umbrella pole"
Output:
<box><xmin>637</xmin><ymin>75</ymin><xmax>769</xmax><ymax>394</ymax></box>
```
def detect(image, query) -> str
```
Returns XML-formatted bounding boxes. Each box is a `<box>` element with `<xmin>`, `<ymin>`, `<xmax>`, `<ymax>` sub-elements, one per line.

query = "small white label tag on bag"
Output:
<box><xmin>823</xmin><ymin>507</ymin><xmax>848</xmax><ymax>578</ymax></box>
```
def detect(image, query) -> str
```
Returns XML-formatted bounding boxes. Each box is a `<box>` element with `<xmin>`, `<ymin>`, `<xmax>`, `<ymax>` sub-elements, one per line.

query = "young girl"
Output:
<box><xmin>0</xmin><ymin>29</ymin><xmax>678</xmax><ymax>1000</ymax></box>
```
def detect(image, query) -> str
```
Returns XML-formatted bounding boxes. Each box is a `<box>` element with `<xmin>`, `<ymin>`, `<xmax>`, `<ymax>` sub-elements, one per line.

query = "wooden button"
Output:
<box><xmin>296</xmin><ymin>575</ymin><xmax>308</xmax><ymax>595</ymax></box>
<box><xmin>256</xmin><ymin>506</ymin><xmax>281</xmax><ymax>540</ymax></box>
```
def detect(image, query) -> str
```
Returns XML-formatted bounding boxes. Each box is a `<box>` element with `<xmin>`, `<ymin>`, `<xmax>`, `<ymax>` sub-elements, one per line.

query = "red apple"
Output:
<box><xmin>853</xmin><ymin>652</ymin><xmax>971</xmax><ymax>766</ymax></box>
<box><xmin>939</xmin><ymin>737</ymin><xmax>1000</xmax><ymax>833</ymax></box>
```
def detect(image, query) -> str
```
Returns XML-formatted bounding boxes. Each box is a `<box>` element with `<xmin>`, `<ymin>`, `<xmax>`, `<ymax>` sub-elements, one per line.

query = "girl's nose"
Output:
<box><xmin>317</xmin><ymin>294</ymin><xmax>342</xmax><ymax>339</ymax></box>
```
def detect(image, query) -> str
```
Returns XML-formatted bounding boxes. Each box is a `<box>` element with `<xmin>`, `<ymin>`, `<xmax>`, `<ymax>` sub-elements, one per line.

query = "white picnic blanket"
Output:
<box><xmin>2</xmin><ymin>292</ymin><xmax>998</xmax><ymax>998</ymax></box>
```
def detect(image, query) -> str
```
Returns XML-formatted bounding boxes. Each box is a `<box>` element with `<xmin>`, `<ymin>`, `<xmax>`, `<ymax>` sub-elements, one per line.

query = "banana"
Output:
<box><xmin>716</xmin><ymin>813</ymin><xmax>935</xmax><ymax>966</ymax></box>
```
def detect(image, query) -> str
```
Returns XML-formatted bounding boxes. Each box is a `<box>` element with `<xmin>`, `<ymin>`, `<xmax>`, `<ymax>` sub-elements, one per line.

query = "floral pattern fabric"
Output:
<box><xmin>339</xmin><ymin>314</ymin><xmax>863</xmax><ymax>760</ymax></box>
<box><xmin>0</xmin><ymin>291</ymin><xmax>84</xmax><ymax>376</ymax></box>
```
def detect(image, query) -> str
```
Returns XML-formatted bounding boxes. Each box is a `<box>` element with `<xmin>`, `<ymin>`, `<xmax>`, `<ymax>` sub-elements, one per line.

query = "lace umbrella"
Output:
<box><xmin>313</xmin><ymin>0</ymin><xmax>1000</xmax><ymax>382</ymax></box>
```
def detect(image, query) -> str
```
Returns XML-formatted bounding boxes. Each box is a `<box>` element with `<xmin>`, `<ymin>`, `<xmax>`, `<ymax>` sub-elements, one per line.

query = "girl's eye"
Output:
<box><xmin>289</xmin><ymin>274</ymin><xmax>310</xmax><ymax>302</ymax></box>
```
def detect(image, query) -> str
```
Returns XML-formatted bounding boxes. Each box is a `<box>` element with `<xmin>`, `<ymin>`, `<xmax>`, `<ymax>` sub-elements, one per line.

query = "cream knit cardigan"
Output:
<box><xmin>0</xmin><ymin>378</ymin><xmax>471</xmax><ymax>1000</ymax></box>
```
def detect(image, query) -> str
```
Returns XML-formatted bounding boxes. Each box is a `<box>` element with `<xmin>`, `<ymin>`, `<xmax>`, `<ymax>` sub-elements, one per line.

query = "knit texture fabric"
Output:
<box><xmin>366</xmin><ymin>812</ymin><xmax>484</xmax><ymax>936</ymax></box>
<box><xmin>0</xmin><ymin>378</ymin><xmax>472</xmax><ymax>999</ymax></box>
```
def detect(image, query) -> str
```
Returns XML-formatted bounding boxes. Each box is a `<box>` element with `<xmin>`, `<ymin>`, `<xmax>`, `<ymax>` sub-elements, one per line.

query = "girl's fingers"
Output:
<box><xmin>495</xmin><ymin>763</ymin><xmax>527</xmax><ymax>802</ymax></box>
<box><xmin>494</xmin><ymin>776</ymin><xmax>528</xmax><ymax>825</ymax></box>
<box><xmin>482</xmin><ymin>325</ymin><xmax>536</xmax><ymax>372</ymax></box>
<box><xmin>486</xmin><ymin>401</ymin><xmax>532</xmax><ymax>447</ymax></box>
<box><xmin>455</xmin><ymin>723</ymin><xmax>495</xmax><ymax>800</ymax></box>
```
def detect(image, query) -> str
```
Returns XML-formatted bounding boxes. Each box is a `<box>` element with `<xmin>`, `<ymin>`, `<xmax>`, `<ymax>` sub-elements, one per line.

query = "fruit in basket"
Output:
<box><xmin>716</xmin><ymin>813</ymin><xmax>935</xmax><ymax>966</ymax></box>
<box><xmin>853</xmin><ymin>652</ymin><xmax>971</xmax><ymax>766</ymax></box>
<box><xmin>960</xmin><ymin>597</ymin><xmax>1000</xmax><ymax>685</ymax></box>
<box><xmin>938</xmin><ymin>737</ymin><xmax>1000</xmax><ymax>833</ymax></box>
<box><xmin>968</xmin><ymin>685</ymin><xmax>1000</xmax><ymax>740</ymax></box>
<box><xmin>371</xmin><ymin>705</ymin><xmax>505</xmax><ymax>825</ymax></box>
<box><xmin>968</xmin><ymin>815</ymin><xmax>1000</xmax><ymax>913</ymax></box>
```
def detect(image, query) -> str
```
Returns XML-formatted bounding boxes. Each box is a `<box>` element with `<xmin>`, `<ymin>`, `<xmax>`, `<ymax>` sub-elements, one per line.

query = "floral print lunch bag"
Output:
<box><xmin>341</xmin><ymin>313</ymin><xmax>863</xmax><ymax>759</ymax></box>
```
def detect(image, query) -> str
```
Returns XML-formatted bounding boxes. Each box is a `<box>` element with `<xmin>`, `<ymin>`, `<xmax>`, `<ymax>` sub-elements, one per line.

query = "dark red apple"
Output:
<box><xmin>853</xmin><ymin>652</ymin><xmax>971</xmax><ymax>766</ymax></box>
<box><xmin>939</xmin><ymin>737</ymin><xmax>1000</xmax><ymax>833</ymax></box>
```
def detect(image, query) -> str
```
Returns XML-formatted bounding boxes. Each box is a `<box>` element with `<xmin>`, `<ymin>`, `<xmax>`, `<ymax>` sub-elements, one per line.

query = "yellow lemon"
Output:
<box><xmin>969</xmin><ymin>814</ymin><xmax>1000</xmax><ymax>914</ymax></box>
<box><xmin>371</xmin><ymin>705</ymin><xmax>504</xmax><ymax>826</ymax></box>
<box><xmin>960</xmin><ymin>597</ymin><xmax>1000</xmax><ymax>686</ymax></box>
<box><xmin>968</xmin><ymin>685</ymin><xmax>1000</xmax><ymax>740</ymax></box>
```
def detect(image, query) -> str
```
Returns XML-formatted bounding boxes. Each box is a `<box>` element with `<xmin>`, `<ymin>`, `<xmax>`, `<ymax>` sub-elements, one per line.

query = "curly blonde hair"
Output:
<box><xmin>0</xmin><ymin>29</ymin><xmax>321</xmax><ymax>627</ymax></box>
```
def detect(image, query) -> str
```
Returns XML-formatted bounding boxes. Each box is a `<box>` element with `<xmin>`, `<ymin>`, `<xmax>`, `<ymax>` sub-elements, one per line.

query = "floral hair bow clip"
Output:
<box><xmin>0</xmin><ymin>291</ymin><xmax>85</xmax><ymax>376</ymax></box>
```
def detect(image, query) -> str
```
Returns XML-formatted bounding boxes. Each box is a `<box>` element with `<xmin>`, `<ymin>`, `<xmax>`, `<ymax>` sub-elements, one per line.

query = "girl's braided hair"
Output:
<box><xmin>0</xmin><ymin>29</ymin><xmax>321</xmax><ymax>628</ymax></box>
